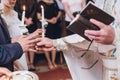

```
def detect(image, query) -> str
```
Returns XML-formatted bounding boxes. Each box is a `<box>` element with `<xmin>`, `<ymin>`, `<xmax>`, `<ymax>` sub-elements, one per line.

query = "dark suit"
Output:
<box><xmin>0</xmin><ymin>16</ymin><xmax>23</xmax><ymax>71</ymax></box>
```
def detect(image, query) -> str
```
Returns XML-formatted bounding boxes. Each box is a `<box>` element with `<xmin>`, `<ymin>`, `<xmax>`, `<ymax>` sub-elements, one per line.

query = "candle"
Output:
<box><xmin>41</xmin><ymin>5</ymin><xmax>45</xmax><ymax>38</ymax></box>
<box><xmin>21</xmin><ymin>5</ymin><xmax>26</xmax><ymax>25</ymax></box>
<box><xmin>21</xmin><ymin>5</ymin><xmax>28</xmax><ymax>35</ymax></box>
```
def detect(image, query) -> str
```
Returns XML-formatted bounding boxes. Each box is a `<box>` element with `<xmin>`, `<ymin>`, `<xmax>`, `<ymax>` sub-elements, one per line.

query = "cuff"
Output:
<box><xmin>52</xmin><ymin>38</ymin><xmax>68</xmax><ymax>51</ymax></box>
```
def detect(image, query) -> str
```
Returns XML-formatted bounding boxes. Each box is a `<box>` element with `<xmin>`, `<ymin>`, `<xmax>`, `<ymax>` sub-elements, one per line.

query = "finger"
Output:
<box><xmin>35</xmin><ymin>29</ymin><xmax>42</xmax><ymax>32</ymax></box>
<box><xmin>90</xmin><ymin>19</ymin><xmax>106</xmax><ymax>29</ymax></box>
<box><xmin>36</xmin><ymin>40</ymin><xmax>45</xmax><ymax>46</ymax></box>
<box><xmin>85</xmin><ymin>30</ymin><xmax>101</xmax><ymax>37</ymax></box>
<box><xmin>26</xmin><ymin>33</ymin><xmax>40</xmax><ymax>40</ymax></box>
<box><xmin>0</xmin><ymin>68</ymin><xmax>12</xmax><ymax>77</ymax></box>
<box><xmin>89</xmin><ymin>36</ymin><xmax>105</xmax><ymax>43</ymax></box>
<box><xmin>35</xmin><ymin>47</ymin><xmax>43</xmax><ymax>51</ymax></box>
<box><xmin>27</xmin><ymin>44</ymin><xmax>36</xmax><ymax>48</ymax></box>
<box><xmin>28</xmin><ymin>34</ymin><xmax>40</xmax><ymax>40</ymax></box>
<box><xmin>28</xmin><ymin>48</ymin><xmax>37</xmax><ymax>52</ymax></box>
<box><xmin>19</xmin><ymin>35</ymin><xmax>27</xmax><ymax>39</ymax></box>
<box><xmin>0</xmin><ymin>75</ymin><xmax>6</xmax><ymax>80</ymax></box>
<box><xmin>32</xmin><ymin>29</ymin><xmax>43</xmax><ymax>36</ymax></box>
<box><xmin>27</xmin><ymin>38</ymin><xmax>41</xmax><ymax>44</ymax></box>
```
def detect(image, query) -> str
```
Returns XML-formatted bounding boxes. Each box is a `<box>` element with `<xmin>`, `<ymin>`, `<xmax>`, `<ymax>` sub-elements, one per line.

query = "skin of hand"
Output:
<box><xmin>35</xmin><ymin>37</ymin><xmax>55</xmax><ymax>52</ymax></box>
<box><xmin>85</xmin><ymin>19</ymin><xmax>115</xmax><ymax>44</ymax></box>
<box><xmin>11</xmin><ymin>37</ymin><xmax>19</xmax><ymax>43</ymax></box>
<box><xmin>11</xmin><ymin>29</ymin><xmax>42</xmax><ymax>43</ymax></box>
<box><xmin>17</xmin><ymin>29</ymin><xmax>42</xmax><ymax>52</ymax></box>
<box><xmin>25</xmin><ymin>18</ymin><xmax>33</xmax><ymax>26</ymax></box>
<box><xmin>0</xmin><ymin>67</ymin><xmax>12</xmax><ymax>80</ymax></box>
<box><xmin>46</xmin><ymin>17</ymin><xmax>57</xmax><ymax>24</ymax></box>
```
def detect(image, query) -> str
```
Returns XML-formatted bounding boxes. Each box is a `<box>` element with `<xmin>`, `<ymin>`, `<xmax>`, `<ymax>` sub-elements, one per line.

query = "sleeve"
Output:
<box><xmin>53</xmin><ymin>38</ymin><xmax>68</xmax><ymax>51</ymax></box>
<box><xmin>53</xmin><ymin>34</ymin><xmax>85</xmax><ymax>51</ymax></box>
<box><xmin>0</xmin><ymin>42</ymin><xmax>23</xmax><ymax>65</ymax></box>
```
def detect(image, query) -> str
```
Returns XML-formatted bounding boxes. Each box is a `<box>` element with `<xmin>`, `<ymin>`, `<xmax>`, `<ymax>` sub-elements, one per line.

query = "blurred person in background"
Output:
<box><xmin>62</xmin><ymin>0</ymin><xmax>86</xmax><ymax>35</ymax></box>
<box><xmin>37</xmin><ymin>0</ymin><xmax>62</xmax><ymax>70</ymax></box>
<box><xmin>1</xmin><ymin>0</ymin><xmax>28</xmax><ymax>71</ymax></box>
<box><xmin>14</xmin><ymin>0</ymin><xmax>38</xmax><ymax>71</ymax></box>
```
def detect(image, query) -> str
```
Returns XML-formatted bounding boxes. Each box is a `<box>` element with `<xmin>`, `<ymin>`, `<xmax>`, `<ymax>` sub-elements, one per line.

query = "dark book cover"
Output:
<box><xmin>67</xmin><ymin>2</ymin><xmax>114</xmax><ymax>41</ymax></box>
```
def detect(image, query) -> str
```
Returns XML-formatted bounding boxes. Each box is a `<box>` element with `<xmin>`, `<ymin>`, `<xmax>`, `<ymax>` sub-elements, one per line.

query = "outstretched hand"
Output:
<box><xmin>85</xmin><ymin>19</ymin><xmax>115</xmax><ymax>44</ymax></box>
<box><xmin>35</xmin><ymin>38</ymin><xmax>55</xmax><ymax>52</ymax></box>
<box><xmin>17</xmin><ymin>29</ymin><xmax>42</xmax><ymax>52</ymax></box>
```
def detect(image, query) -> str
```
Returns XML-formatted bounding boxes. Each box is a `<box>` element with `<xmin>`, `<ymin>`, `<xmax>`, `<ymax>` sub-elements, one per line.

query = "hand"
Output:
<box><xmin>29</xmin><ymin>29</ymin><xmax>43</xmax><ymax>38</ymax></box>
<box><xmin>0</xmin><ymin>67</ymin><xmax>12</xmax><ymax>80</ymax></box>
<box><xmin>11</xmin><ymin>37</ymin><xmax>19</xmax><ymax>43</ymax></box>
<box><xmin>85</xmin><ymin>19</ymin><xmax>115</xmax><ymax>44</ymax></box>
<box><xmin>47</xmin><ymin>17</ymin><xmax>57</xmax><ymax>24</ymax></box>
<box><xmin>35</xmin><ymin>38</ymin><xmax>55</xmax><ymax>52</ymax></box>
<box><xmin>17</xmin><ymin>29</ymin><xmax>42</xmax><ymax>52</ymax></box>
<box><xmin>25</xmin><ymin>18</ymin><xmax>33</xmax><ymax>26</ymax></box>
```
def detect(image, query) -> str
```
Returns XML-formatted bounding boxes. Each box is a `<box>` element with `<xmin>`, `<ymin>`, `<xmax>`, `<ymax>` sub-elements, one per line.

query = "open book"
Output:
<box><xmin>67</xmin><ymin>2</ymin><xmax>114</xmax><ymax>41</ymax></box>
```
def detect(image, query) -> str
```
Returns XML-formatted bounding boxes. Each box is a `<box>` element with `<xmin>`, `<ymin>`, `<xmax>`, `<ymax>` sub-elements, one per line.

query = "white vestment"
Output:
<box><xmin>53</xmin><ymin>34</ymin><xmax>115</xmax><ymax>80</ymax></box>
<box><xmin>52</xmin><ymin>0</ymin><xmax>120</xmax><ymax>79</ymax></box>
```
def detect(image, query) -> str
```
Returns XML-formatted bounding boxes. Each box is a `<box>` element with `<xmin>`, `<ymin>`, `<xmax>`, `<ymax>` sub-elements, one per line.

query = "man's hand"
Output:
<box><xmin>17</xmin><ymin>29</ymin><xmax>42</xmax><ymax>52</ymax></box>
<box><xmin>85</xmin><ymin>19</ymin><xmax>115</xmax><ymax>44</ymax></box>
<box><xmin>0</xmin><ymin>67</ymin><xmax>12</xmax><ymax>80</ymax></box>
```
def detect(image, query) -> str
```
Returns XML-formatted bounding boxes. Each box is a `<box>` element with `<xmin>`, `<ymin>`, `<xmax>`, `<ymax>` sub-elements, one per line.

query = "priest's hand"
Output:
<box><xmin>35</xmin><ymin>37</ymin><xmax>55</xmax><ymax>52</ymax></box>
<box><xmin>85</xmin><ymin>19</ymin><xmax>115</xmax><ymax>44</ymax></box>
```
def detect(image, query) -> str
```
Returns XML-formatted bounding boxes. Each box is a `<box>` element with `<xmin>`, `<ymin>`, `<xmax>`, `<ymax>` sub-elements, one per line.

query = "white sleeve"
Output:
<box><xmin>53</xmin><ymin>34</ymin><xmax>85</xmax><ymax>51</ymax></box>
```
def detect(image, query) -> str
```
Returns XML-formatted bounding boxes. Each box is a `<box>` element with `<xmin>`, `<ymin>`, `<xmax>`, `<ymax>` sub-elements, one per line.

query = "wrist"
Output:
<box><xmin>52</xmin><ymin>38</ymin><xmax>68</xmax><ymax>51</ymax></box>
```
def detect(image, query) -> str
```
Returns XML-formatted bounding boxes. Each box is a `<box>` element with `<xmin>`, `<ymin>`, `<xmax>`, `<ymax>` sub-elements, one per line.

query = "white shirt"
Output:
<box><xmin>62</xmin><ymin>0</ymin><xmax>83</xmax><ymax>22</ymax></box>
<box><xmin>1</xmin><ymin>10</ymin><xmax>22</xmax><ymax>38</ymax></box>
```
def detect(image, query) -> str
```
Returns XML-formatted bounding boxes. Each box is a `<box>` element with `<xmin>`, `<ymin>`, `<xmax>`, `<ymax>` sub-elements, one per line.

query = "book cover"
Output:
<box><xmin>67</xmin><ymin>2</ymin><xmax>114</xmax><ymax>41</ymax></box>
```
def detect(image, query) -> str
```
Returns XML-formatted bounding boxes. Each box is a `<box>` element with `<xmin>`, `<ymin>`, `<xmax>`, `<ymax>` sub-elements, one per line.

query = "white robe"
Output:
<box><xmin>53</xmin><ymin>0</ymin><xmax>120</xmax><ymax>79</ymax></box>
<box><xmin>53</xmin><ymin>34</ymin><xmax>115</xmax><ymax>80</ymax></box>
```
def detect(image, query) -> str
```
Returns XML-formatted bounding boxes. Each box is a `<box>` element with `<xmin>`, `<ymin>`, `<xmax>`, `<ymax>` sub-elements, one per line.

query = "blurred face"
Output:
<box><xmin>2</xmin><ymin>0</ymin><xmax>16</xmax><ymax>8</ymax></box>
